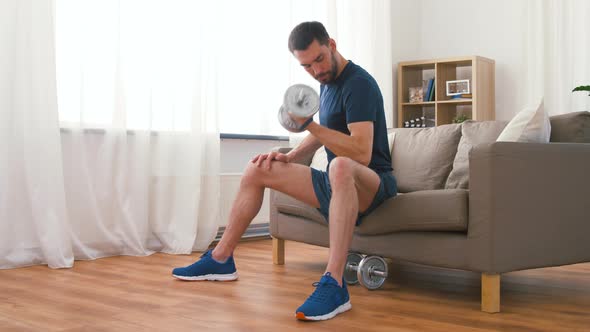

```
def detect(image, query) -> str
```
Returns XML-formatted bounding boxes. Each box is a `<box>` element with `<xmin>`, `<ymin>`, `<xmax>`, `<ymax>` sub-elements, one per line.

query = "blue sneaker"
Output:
<box><xmin>295</xmin><ymin>272</ymin><xmax>351</xmax><ymax>321</ymax></box>
<box><xmin>172</xmin><ymin>249</ymin><xmax>238</xmax><ymax>281</ymax></box>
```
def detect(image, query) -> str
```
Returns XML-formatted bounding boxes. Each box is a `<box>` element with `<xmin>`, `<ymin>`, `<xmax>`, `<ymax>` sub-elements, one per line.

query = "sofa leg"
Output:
<box><xmin>272</xmin><ymin>237</ymin><xmax>285</xmax><ymax>265</ymax></box>
<box><xmin>481</xmin><ymin>273</ymin><xmax>500</xmax><ymax>313</ymax></box>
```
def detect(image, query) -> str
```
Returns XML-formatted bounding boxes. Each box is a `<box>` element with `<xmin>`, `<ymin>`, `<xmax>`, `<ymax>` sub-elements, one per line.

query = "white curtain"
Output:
<box><xmin>327</xmin><ymin>0</ymin><xmax>394</xmax><ymax>127</ymax></box>
<box><xmin>0</xmin><ymin>0</ymin><xmax>73</xmax><ymax>269</ymax></box>
<box><xmin>524</xmin><ymin>0</ymin><xmax>590</xmax><ymax>115</ymax></box>
<box><xmin>1</xmin><ymin>0</ymin><xmax>220</xmax><ymax>269</ymax></box>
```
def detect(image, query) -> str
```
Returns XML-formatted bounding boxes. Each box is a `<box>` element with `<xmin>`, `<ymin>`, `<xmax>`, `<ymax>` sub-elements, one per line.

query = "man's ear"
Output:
<box><xmin>329</xmin><ymin>38</ymin><xmax>336</xmax><ymax>51</ymax></box>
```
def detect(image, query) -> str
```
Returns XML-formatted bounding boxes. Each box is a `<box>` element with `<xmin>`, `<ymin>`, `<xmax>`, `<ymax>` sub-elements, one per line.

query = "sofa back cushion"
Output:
<box><xmin>391</xmin><ymin>124</ymin><xmax>461</xmax><ymax>193</ymax></box>
<box><xmin>445</xmin><ymin>120</ymin><xmax>508</xmax><ymax>189</ymax></box>
<box><xmin>549</xmin><ymin>111</ymin><xmax>590</xmax><ymax>143</ymax></box>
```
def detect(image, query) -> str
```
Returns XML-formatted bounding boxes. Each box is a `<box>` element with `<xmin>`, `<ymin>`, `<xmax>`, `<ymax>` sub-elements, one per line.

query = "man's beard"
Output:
<box><xmin>315</xmin><ymin>52</ymin><xmax>339</xmax><ymax>84</ymax></box>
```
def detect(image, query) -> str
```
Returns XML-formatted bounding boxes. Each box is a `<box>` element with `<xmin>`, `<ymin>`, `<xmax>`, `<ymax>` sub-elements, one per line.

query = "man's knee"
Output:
<box><xmin>241</xmin><ymin>161</ymin><xmax>282</xmax><ymax>187</ymax></box>
<box><xmin>328</xmin><ymin>157</ymin><xmax>355</xmax><ymax>187</ymax></box>
<box><xmin>241</xmin><ymin>162</ymin><xmax>265</xmax><ymax>187</ymax></box>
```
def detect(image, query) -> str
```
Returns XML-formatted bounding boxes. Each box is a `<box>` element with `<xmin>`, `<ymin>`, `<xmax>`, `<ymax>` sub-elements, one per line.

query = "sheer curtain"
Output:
<box><xmin>1</xmin><ymin>0</ymin><xmax>220</xmax><ymax>269</ymax></box>
<box><xmin>524</xmin><ymin>0</ymin><xmax>590</xmax><ymax>115</ymax></box>
<box><xmin>1</xmin><ymin>0</ymin><xmax>73</xmax><ymax>268</ymax></box>
<box><xmin>55</xmin><ymin>0</ymin><xmax>220</xmax><ymax>261</ymax></box>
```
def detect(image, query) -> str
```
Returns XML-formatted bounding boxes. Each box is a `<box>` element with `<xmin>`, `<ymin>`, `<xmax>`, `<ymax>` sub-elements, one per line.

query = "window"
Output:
<box><xmin>55</xmin><ymin>0</ymin><xmax>328</xmax><ymax>135</ymax></box>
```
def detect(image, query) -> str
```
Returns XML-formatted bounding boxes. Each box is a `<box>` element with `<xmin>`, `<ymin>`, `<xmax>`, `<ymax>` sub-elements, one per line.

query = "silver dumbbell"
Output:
<box><xmin>344</xmin><ymin>252</ymin><xmax>364</xmax><ymax>285</ymax></box>
<box><xmin>343</xmin><ymin>252</ymin><xmax>389</xmax><ymax>290</ymax></box>
<box><xmin>357</xmin><ymin>256</ymin><xmax>389</xmax><ymax>290</ymax></box>
<box><xmin>278</xmin><ymin>84</ymin><xmax>319</xmax><ymax>133</ymax></box>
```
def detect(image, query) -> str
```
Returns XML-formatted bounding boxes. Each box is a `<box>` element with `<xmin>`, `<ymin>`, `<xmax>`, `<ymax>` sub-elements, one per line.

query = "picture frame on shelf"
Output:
<box><xmin>446</xmin><ymin>79</ymin><xmax>470</xmax><ymax>96</ymax></box>
<box><xmin>409</xmin><ymin>86</ymin><xmax>424</xmax><ymax>103</ymax></box>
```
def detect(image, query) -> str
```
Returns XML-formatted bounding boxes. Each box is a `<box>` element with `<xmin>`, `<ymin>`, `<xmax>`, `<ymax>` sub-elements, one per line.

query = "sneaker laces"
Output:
<box><xmin>200</xmin><ymin>250</ymin><xmax>230</xmax><ymax>264</ymax></box>
<box><xmin>308</xmin><ymin>273</ymin><xmax>341</xmax><ymax>303</ymax></box>
<box><xmin>186</xmin><ymin>250</ymin><xmax>212</xmax><ymax>268</ymax></box>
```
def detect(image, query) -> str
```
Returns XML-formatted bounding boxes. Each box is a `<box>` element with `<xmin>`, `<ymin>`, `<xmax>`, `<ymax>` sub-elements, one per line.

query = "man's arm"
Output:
<box><xmin>287</xmin><ymin>134</ymin><xmax>323</xmax><ymax>164</ymax></box>
<box><xmin>306</xmin><ymin>121</ymin><xmax>373</xmax><ymax>166</ymax></box>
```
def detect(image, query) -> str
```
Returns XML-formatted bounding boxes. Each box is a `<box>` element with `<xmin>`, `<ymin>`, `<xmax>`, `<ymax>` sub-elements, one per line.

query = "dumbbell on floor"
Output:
<box><xmin>278</xmin><ymin>84</ymin><xmax>319</xmax><ymax>133</ymax></box>
<box><xmin>344</xmin><ymin>252</ymin><xmax>364</xmax><ymax>285</ymax></box>
<box><xmin>343</xmin><ymin>252</ymin><xmax>389</xmax><ymax>290</ymax></box>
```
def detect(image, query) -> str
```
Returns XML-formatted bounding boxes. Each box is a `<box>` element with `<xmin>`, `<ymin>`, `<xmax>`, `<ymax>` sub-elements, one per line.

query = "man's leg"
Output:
<box><xmin>172</xmin><ymin>159</ymin><xmax>320</xmax><ymax>280</ymax></box>
<box><xmin>294</xmin><ymin>156</ymin><xmax>381</xmax><ymax>321</ymax></box>
<box><xmin>212</xmin><ymin>160</ymin><xmax>320</xmax><ymax>261</ymax></box>
<box><xmin>324</xmin><ymin>157</ymin><xmax>381</xmax><ymax>285</ymax></box>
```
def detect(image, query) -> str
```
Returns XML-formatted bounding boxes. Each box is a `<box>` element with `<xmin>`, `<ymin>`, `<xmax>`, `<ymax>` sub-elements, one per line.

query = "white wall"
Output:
<box><xmin>389</xmin><ymin>1</ymin><xmax>421</xmax><ymax>126</ymax></box>
<box><xmin>391</xmin><ymin>0</ymin><xmax>529</xmax><ymax>122</ymax></box>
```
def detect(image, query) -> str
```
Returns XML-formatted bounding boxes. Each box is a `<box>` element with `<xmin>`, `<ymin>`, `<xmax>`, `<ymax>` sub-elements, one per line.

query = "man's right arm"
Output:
<box><xmin>287</xmin><ymin>134</ymin><xmax>322</xmax><ymax>164</ymax></box>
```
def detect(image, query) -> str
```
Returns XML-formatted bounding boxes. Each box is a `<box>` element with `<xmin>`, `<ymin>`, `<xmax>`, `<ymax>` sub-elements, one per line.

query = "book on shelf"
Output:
<box><xmin>424</xmin><ymin>79</ymin><xmax>434</xmax><ymax>102</ymax></box>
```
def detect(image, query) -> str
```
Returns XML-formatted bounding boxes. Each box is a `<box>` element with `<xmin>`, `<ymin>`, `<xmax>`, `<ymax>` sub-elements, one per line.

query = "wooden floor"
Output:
<box><xmin>1</xmin><ymin>239</ymin><xmax>589</xmax><ymax>332</ymax></box>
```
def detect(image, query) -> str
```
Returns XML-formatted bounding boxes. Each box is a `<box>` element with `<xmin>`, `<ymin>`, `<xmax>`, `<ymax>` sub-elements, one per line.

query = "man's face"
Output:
<box><xmin>293</xmin><ymin>39</ymin><xmax>338</xmax><ymax>84</ymax></box>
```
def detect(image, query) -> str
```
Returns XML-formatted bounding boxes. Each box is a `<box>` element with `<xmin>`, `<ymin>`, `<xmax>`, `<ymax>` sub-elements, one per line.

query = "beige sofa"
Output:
<box><xmin>269</xmin><ymin>111</ymin><xmax>590</xmax><ymax>313</ymax></box>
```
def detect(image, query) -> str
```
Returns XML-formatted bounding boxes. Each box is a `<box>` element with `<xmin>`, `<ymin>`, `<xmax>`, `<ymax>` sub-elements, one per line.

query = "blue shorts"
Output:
<box><xmin>310</xmin><ymin>168</ymin><xmax>397</xmax><ymax>226</ymax></box>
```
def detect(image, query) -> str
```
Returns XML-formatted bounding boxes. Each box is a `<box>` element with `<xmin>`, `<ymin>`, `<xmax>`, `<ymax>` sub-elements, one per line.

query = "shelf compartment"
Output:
<box><xmin>400</xmin><ymin>104</ymin><xmax>435</xmax><ymax>128</ymax></box>
<box><xmin>436</xmin><ymin>62</ymin><xmax>473</xmax><ymax>102</ymax></box>
<box><xmin>400</xmin><ymin>64</ymin><xmax>435</xmax><ymax>104</ymax></box>
<box><xmin>436</xmin><ymin>103</ymin><xmax>472</xmax><ymax>126</ymax></box>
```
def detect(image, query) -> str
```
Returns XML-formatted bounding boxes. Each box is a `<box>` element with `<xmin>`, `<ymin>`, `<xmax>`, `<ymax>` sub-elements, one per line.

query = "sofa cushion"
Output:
<box><xmin>445</xmin><ymin>120</ymin><xmax>508</xmax><ymax>189</ymax></box>
<box><xmin>274</xmin><ymin>191</ymin><xmax>327</xmax><ymax>224</ymax></box>
<box><xmin>391</xmin><ymin>124</ymin><xmax>462</xmax><ymax>192</ymax></box>
<box><xmin>356</xmin><ymin>189</ymin><xmax>468</xmax><ymax>235</ymax></box>
<box><xmin>549</xmin><ymin>111</ymin><xmax>590</xmax><ymax>143</ymax></box>
<box><xmin>273</xmin><ymin>189</ymin><xmax>468</xmax><ymax>235</ymax></box>
<box><xmin>497</xmin><ymin>100</ymin><xmax>551</xmax><ymax>143</ymax></box>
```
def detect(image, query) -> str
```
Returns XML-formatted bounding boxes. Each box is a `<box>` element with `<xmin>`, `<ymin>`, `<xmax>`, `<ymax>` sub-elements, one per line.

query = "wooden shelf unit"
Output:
<box><xmin>397</xmin><ymin>56</ymin><xmax>495</xmax><ymax>128</ymax></box>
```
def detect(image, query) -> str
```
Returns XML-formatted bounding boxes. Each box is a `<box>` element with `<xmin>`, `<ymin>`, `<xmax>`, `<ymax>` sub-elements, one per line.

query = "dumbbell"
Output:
<box><xmin>278</xmin><ymin>84</ymin><xmax>320</xmax><ymax>133</ymax></box>
<box><xmin>343</xmin><ymin>252</ymin><xmax>389</xmax><ymax>290</ymax></box>
<box><xmin>344</xmin><ymin>252</ymin><xmax>364</xmax><ymax>285</ymax></box>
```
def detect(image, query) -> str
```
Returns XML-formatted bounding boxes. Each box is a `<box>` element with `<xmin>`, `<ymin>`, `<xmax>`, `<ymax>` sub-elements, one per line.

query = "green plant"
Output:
<box><xmin>572</xmin><ymin>85</ymin><xmax>590</xmax><ymax>96</ymax></box>
<box><xmin>452</xmin><ymin>114</ymin><xmax>470</xmax><ymax>124</ymax></box>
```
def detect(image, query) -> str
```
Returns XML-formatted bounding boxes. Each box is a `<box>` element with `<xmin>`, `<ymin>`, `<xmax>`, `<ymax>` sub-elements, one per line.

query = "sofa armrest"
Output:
<box><xmin>467</xmin><ymin>142</ymin><xmax>590</xmax><ymax>273</ymax></box>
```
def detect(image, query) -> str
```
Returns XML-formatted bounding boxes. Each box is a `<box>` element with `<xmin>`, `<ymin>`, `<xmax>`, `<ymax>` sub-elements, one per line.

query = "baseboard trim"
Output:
<box><xmin>214</xmin><ymin>223</ymin><xmax>270</xmax><ymax>242</ymax></box>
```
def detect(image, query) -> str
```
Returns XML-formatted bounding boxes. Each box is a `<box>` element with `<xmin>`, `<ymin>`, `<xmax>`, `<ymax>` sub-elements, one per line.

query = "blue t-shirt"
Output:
<box><xmin>319</xmin><ymin>61</ymin><xmax>392</xmax><ymax>174</ymax></box>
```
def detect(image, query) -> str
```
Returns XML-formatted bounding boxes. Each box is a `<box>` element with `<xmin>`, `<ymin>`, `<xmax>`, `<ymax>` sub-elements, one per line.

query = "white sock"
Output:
<box><xmin>211</xmin><ymin>254</ymin><xmax>228</xmax><ymax>264</ymax></box>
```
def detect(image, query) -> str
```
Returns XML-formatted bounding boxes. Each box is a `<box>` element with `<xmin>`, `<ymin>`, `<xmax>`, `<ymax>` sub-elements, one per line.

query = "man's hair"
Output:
<box><xmin>288</xmin><ymin>21</ymin><xmax>330</xmax><ymax>53</ymax></box>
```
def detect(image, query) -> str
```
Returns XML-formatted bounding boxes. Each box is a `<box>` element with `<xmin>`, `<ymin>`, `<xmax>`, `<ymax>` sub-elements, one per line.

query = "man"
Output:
<box><xmin>172</xmin><ymin>21</ymin><xmax>397</xmax><ymax>321</ymax></box>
